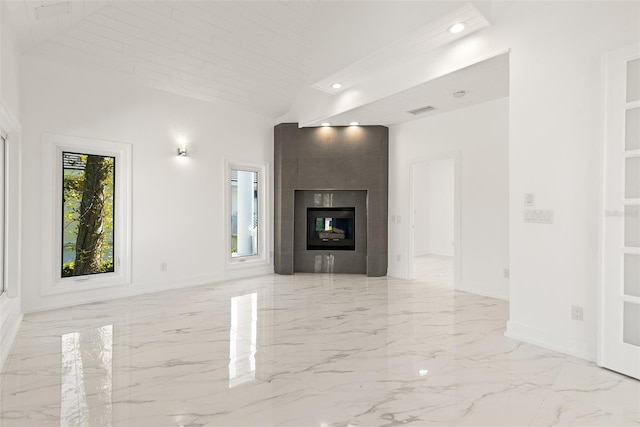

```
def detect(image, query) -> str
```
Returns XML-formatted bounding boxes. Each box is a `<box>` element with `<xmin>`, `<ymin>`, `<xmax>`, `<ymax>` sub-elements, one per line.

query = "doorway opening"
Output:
<box><xmin>409</xmin><ymin>153</ymin><xmax>461</xmax><ymax>289</ymax></box>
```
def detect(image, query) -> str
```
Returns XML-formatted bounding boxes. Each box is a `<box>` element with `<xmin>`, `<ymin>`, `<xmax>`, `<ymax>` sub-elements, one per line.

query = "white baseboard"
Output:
<box><xmin>0</xmin><ymin>297</ymin><xmax>23</xmax><ymax>371</ymax></box>
<box><xmin>457</xmin><ymin>282</ymin><xmax>509</xmax><ymax>301</ymax></box>
<box><xmin>505</xmin><ymin>320</ymin><xmax>595</xmax><ymax>362</ymax></box>
<box><xmin>414</xmin><ymin>250</ymin><xmax>454</xmax><ymax>257</ymax></box>
<box><xmin>24</xmin><ymin>265</ymin><xmax>274</xmax><ymax>314</ymax></box>
<box><xmin>387</xmin><ymin>265</ymin><xmax>408</xmax><ymax>280</ymax></box>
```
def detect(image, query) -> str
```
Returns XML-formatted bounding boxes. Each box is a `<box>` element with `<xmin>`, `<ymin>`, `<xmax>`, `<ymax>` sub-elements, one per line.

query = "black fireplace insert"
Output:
<box><xmin>307</xmin><ymin>207</ymin><xmax>355</xmax><ymax>250</ymax></box>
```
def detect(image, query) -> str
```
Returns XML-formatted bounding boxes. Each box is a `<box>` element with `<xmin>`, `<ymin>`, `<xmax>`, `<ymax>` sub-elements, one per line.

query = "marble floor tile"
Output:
<box><xmin>1</xmin><ymin>264</ymin><xmax>639</xmax><ymax>426</ymax></box>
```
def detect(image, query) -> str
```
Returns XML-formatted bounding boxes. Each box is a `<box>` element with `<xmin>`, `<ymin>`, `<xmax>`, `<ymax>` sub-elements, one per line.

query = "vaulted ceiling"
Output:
<box><xmin>6</xmin><ymin>1</ymin><xmax>508</xmax><ymax>121</ymax></box>
<box><xmin>7</xmin><ymin>1</ymin><xmax>321</xmax><ymax>116</ymax></box>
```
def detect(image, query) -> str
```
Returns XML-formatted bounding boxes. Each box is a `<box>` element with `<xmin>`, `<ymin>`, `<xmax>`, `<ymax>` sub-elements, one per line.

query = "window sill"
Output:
<box><xmin>225</xmin><ymin>256</ymin><xmax>270</xmax><ymax>271</ymax></box>
<box><xmin>41</xmin><ymin>273</ymin><xmax>130</xmax><ymax>296</ymax></box>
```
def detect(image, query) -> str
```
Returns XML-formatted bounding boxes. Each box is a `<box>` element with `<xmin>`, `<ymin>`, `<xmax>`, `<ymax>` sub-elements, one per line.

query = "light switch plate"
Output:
<box><xmin>524</xmin><ymin>209</ymin><xmax>554</xmax><ymax>224</ymax></box>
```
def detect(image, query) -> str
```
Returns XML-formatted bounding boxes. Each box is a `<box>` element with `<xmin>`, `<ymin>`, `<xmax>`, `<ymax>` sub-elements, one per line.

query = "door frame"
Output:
<box><xmin>407</xmin><ymin>151</ymin><xmax>461</xmax><ymax>287</ymax></box>
<box><xmin>598</xmin><ymin>42</ymin><xmax>640</xmax><ymax>379</ymax></box>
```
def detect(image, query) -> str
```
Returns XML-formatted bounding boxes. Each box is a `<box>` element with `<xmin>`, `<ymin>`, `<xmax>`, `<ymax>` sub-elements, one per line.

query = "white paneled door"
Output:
<box><xmin>601</xmin><ymin>43</ymin><xmax>640</xmax><ymax>380</ymax></box>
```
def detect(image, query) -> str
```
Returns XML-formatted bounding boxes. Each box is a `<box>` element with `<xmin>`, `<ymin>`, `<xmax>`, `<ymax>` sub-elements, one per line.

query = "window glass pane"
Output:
<box><xmin>623</xmin><ymin>302</ymin><xmax>640</xmax><ymax>346</ymax></box>
<box><xmin>306</xmin><ymin>208</ymin><xmax>355</xmax><ymax>251</ymax></box>
<box><xmin>626</xmin><ymin>107</ymin><xmax>640</xmax><ymax>151</ymax></box>
<box><xmin>627</xmin><ymin>58</ymin><xmax>640</xmax><ymax>103</ymax></box>
<box><xmin>625</xmin><ymin>157</ymin><xmax>640</xmax><ymax>199</ymax></box>
<box><xmin>624</xmin><ymin>254</ymin><xmax>640</xmax><ymax>298</ymax></box>
<box><xmin>625</xmin><ymin>206</ymin><xmax>640</xmax><ymax>248</ymax></box>
<box><xmin>62</xmin><ymin>152</ymin><xmax>115</xmax><ymax>277</ymax></box>
<box><xmin>231</xmin><ymin>169</ymin><xmax>258</xmax><ymax>258</ymax></box>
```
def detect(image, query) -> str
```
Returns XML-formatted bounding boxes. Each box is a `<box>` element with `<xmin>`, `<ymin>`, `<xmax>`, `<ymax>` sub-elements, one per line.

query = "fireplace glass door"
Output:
<box><xmin>307</xmin><ymin>207</ymin><xmax>355</xmax><ymax>250</ymax></box>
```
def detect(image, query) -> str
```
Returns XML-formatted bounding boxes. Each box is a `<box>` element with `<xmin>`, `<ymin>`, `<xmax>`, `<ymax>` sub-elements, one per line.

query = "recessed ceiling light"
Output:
<box><xmin>448</xmin><ymin>22</ymin><xmax>465</xmax><ymax>34</ymax></box>
<box><xmin>34</xmin><ymin>1</ymin><xmax>71</xmax><ymax>20</ymax></box>
<box><xmin>331</xmin><ymin>83</ymin><xmax>342</xmax><ymax>89</ymax></box>
<box><xmin>321</xmin><ymin>122</ymin><xmax>331</xmax><ymax>127</ymax></box>
<box><xmin>349</xmin><ymin>121</ymin><xmax>359</xmax><ymax>126</ymax></box>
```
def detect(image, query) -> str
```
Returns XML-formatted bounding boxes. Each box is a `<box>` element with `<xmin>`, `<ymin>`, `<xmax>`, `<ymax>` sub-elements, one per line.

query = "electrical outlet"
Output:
<box><xmin>160</xmin><ymin>262</ymin><xmax>168</xmax><ymax>271</ymax></box>
<box><xmin>571</xmin><ymin>305</ymin><xmax>583</xmax><ymax>321</ymax></box>
<box><xmin>524</xmin><ymin>193</ymin><xmax>535</xmax><ymax>207</ymax></box>
<box><xmin>503</xmin><ymin>268</ymin><xmax>510</xmax><ymax>279</ymax></box>
<box><xmin>396</xmin><ymin>254</ymin><xmax>401</xmax><ymax>262</ymax></box>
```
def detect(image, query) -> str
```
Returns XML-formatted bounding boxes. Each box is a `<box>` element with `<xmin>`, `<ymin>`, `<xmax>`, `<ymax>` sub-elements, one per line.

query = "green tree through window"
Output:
<box><xmin>62</xmin><ymin>152</ymin><xmax>115</xmax><ymax>277</ymax></box>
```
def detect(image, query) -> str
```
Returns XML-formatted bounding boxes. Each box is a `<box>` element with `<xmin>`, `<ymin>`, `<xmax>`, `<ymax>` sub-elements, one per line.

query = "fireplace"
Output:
<box><xmin>307</xmin><ymin>207</ymin><xmax>355</xmax><ymax>251</ymax></box>
<box><xmin>274</xmin><ymin>123</ymin><xmax>389</xmax><ymax>276</ymax></box>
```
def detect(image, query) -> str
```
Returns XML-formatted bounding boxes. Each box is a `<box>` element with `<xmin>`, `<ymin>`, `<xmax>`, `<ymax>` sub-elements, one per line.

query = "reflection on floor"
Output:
<box><xmin>2</xmin><ymin>273</ymin><xmax>639</xmax><ymax>426</ymax></box>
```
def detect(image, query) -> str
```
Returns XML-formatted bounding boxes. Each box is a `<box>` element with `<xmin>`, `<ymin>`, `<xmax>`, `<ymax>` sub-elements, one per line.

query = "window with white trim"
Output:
<box><xmin>225</xmin><ymin>161</ymin><xmax>269</xmax><ymax>267</ymax></box>
<box><xmin>61</xmin><ymin>151</ymin><xmax>115</xmax><ymax>277</ymax></box>
<box><xmin>231</xmin><ymin>169</ymin><xmax>258</xmax><ymax>258</ymax></box>
<box><xmin>42</xmin><ymin>134</ymin><xmax>131</xmax><ymax>295</ymax></box>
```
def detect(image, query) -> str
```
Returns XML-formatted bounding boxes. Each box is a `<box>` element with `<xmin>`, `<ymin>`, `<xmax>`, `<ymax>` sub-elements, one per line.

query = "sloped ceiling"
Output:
<box><xmin>6</xmin><ymin>1</ymin><xmax>505</xmax><ymax>121</ymax></box>
<box><xmin>7</xmin><ymin>0</ymin><xmax>318</xmax><ymax>116</ymax></box>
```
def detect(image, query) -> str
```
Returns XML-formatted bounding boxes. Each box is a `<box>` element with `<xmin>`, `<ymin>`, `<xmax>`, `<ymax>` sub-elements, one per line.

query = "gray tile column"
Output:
<box><xmin>274</xmin><ymin>123</ymin><xmax>388</xmax><ymax>277</ymax></box>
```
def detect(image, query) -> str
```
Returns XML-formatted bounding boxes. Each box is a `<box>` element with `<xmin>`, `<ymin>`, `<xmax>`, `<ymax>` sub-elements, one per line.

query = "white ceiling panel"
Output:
<box><xmin>310</xmin><ymin>3</ymin><xmax>491</xmax><ymax>95</ymax></box>
<box><xmin>7</xmin><ymin>1</ymin><xmax>503</xmax><ymax>119</ymax></box>
<box><xmin>8</xmin><ymin>0</ymin><xmax>318</xmax><ymax>116</ymax></box>
<box><xmin>305</xmin><ymin>52</ymin><xmax>510</xmax><ymax>127</ymax></box>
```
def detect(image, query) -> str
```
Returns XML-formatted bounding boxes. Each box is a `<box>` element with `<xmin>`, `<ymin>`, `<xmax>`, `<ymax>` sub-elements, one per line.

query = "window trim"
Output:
<box><xmin>224</xmin><ymin>160</ymin><xmax>269</xmax><ymax>269</ymax></box>
<box><xmin>0</xmin><ymin>132</ymin><xmax>6</xmax><ymax>297</ymax></box>
<box><xmin>41</xmin><ymin>134</ymin><xmax>132</xmax><ymax>295</ymax></box>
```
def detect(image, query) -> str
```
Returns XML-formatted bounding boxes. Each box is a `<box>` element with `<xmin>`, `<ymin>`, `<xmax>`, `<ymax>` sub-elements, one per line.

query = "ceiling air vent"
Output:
<box><xmin>407</xmin><ymin>105</ymin><xmax>436</xmax><ymax>115</ymax></box>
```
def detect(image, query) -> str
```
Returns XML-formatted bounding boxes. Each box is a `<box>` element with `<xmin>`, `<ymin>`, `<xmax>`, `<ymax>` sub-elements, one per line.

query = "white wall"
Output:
<box><xmin>498</xmin><ymin>1</ymin><xmax>638</xmax><ymax>360</ymax></box>
<box><xmin>8</xmin><ymin>0</ymin><xmax>640</xmax><ymax>366</ymax></box>
<box><xmin>0</xmin><ymin>2</ymin><xmax>20</xmax><ymax>116</ymax></box>
<box><xmin>0</xmin><ymin>1</ymin><xmax>23</xmax><ymax>370</ymax></box>
<box><xmin>390</xmin><ymin>98</ymin><xmax>510</xmax><ymax>300</ymax></box>
<box><xmin>20</xmin><ymin>55</ymin><xmax>274</xmax><ymax>313</ymax></box>
<box><xmin>390</xmin><ymin>1</ymin><xmax>640</xmax><ymax>360</ymax></box>
<box><xmin>413</xmin><ymin>159</ymin><xmax>455</xmax><ymax>257</ymax></box>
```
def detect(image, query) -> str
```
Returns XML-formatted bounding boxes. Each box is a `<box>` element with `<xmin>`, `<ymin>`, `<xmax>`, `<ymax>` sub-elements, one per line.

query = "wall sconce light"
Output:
<box><xmin>176</xmin><ymin>135</ymin><xmax>188</xmax><ymax>156</ymax></box>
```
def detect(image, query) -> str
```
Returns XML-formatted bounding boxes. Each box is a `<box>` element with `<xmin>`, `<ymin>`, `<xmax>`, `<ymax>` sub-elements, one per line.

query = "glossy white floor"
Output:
<box><xmin>1</xmin><ymin>256</ymin><xmax>639</xmax><ymax>426</ymax></box>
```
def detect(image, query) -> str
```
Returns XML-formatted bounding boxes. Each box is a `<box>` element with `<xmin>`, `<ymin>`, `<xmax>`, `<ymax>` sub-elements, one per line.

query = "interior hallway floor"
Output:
<box><xmin>1</xmin><ymin>269</ymin><xmax>639</xmax><ymax>426</ymax></box>
<box><xmin>412</xmin><ymin>254</ymin><xmax>454</xmax><ymax>288</ymax></box>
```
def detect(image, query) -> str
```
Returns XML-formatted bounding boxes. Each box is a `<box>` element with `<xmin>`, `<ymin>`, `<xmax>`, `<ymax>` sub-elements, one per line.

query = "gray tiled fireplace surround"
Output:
<box><xmin>274</xmin><ymin>123</ymin><xmax>389</xmax><ymax>277</ymax></box>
